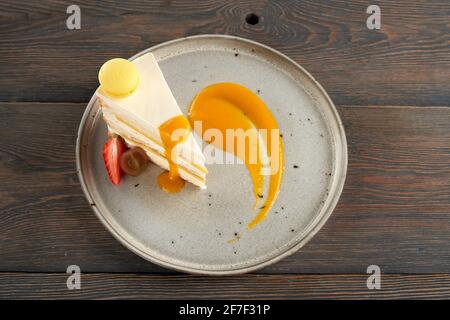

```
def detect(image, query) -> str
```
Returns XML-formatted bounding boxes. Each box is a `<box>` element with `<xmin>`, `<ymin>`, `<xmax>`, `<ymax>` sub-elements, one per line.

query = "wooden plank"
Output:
<box><xmin>0</xmin><ymin>272</ymin><xmax>449</xmax><ymax>299</ymax></box>
<box><xmin>0</xmin><ymin>103</ymin><xmax>449</xmax><ymax>274</ymax></box>
<box><xmin>0</xmin><ymin>0</ymin><xmax>449</xmax><ymax>105</ymax></box>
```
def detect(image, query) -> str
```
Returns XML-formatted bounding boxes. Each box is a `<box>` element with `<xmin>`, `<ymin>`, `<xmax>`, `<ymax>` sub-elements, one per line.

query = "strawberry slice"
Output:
<box><xmin>103</xmin><ymin>136</ymin><xmax>127</xmax><ymax>185</ymax></box>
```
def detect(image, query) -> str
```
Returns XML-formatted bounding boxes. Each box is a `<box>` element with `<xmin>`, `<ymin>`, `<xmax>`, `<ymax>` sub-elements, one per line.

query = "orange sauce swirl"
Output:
<box><xmin>189</xmin><ymin>83</ymin><xmax>284</xmax><ymax>229</ymax></box>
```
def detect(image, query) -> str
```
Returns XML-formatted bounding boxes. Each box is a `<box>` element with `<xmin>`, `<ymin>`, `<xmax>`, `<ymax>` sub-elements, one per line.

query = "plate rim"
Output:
<box><xmin>76</xmin><ymin>34</ymin><xmax>348</xmax><ymax>275</ymax></box>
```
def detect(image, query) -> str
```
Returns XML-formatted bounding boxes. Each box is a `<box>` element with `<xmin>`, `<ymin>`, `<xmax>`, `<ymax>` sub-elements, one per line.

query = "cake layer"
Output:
<box><xmin>124</xmin><ymin>136</ymin><xmax>206</xmax><ymax>188</ymax></box>
<box><xmin>102</xmin><ymin>105</ymin><xmax>207</xmax><ymax>185</ymax></box>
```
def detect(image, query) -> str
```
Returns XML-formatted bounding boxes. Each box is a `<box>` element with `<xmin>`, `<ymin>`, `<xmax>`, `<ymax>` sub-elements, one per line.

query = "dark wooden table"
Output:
<box><xmin>0</xmin><ymin>0</ymin><xmax>449</xmax><ymax>299</ymax></box>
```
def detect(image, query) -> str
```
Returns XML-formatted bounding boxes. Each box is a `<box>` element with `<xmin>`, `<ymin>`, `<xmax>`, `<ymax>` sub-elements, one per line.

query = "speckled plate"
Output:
<box><xmin>76</xmin><ymin>35</ymin><xmax>347</xmax><ymax>275</ymax></box>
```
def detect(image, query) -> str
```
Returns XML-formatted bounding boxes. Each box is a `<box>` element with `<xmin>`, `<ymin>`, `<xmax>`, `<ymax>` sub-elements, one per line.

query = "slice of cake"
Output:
<box><xmin>96</xmin><ymin>53</ymin><xmax>207</xmax><ymax>190</ymax></box>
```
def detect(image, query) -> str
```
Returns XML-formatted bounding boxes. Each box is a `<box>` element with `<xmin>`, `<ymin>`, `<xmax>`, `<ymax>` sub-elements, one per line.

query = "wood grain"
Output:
<box><xmin>0</xmin><ymin>103</ymin><xmax>449</xmax><ymax>274</ymax></box>
<box><xmin>0</xmin><ymin>0</ymin><xmax>449</xmax><ymax>105</ymax></box>
<box><xmin>1</xmin><ymin>0</ymin><xmax>449</xmax><ymax>299</ymax></box>
<box><xmin>0</xmin><ymin>272</ymin><xmax>449</xmax><ymax>299</ymax></box>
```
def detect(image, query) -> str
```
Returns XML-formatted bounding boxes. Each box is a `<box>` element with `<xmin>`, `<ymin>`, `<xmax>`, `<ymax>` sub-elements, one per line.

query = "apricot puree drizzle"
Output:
<box><xmin>189</xmin><ymin>83</ymin><xmax>284</xmax><ymax>229</ymax></box>
<box><xmin>157</xmin><ymin>115</ymin><xmax>191</xmax><ymax>193</ymax></box>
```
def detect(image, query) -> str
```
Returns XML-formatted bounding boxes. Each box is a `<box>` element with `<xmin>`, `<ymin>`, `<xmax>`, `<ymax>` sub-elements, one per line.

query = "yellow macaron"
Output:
<box><xmin>99</xmin><ymin>58</ymin><xmax>139</xmax><ymax>98</ymax></box>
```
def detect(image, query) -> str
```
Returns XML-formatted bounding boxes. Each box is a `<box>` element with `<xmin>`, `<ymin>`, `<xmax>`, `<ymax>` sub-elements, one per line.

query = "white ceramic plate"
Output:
<box><xmin>76</xmin><ymin>35</ymin><xmax>347</xmax><ymax>275</ymax></box>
